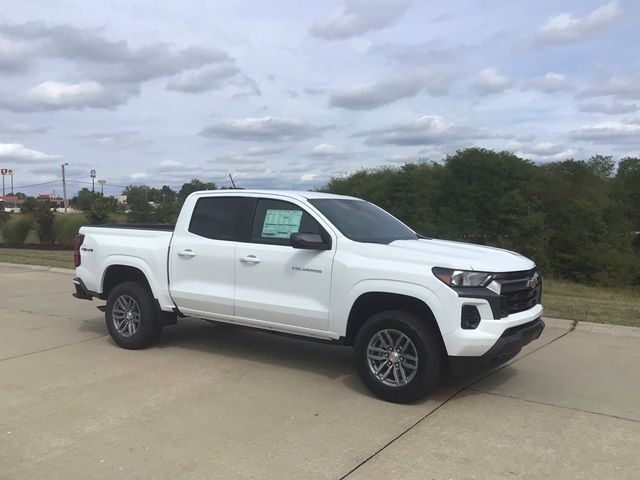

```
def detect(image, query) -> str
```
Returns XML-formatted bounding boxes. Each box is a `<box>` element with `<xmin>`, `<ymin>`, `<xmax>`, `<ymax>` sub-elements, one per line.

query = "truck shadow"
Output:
<box><xmin>94</xmin><ymin>317</ymin><xmax>511</xmax><ymax>402</ymax></box>
<box><xmin>152</xmin><ymin>318</ymin><xmax>359</xmax><ymax>381</ymax></box>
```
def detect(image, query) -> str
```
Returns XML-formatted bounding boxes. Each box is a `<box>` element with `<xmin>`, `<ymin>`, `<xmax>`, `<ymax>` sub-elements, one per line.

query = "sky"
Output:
<box><xmin>0</xmin><ymin>0</ymin><xmax>639</xmax><ymax>196</ymax></box>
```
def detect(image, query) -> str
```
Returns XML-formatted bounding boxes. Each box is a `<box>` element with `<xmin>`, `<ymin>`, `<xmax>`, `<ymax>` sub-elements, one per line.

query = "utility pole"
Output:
<box><xmin>61</xmin><ymin>163</ymin><xmax>69</xmax><ymax>213</ymax></box>
<box><xmin>10</xmin><ymin>169</ymin><xmax>14</xmax><ymax>194</ymax></box>
<box><xmin>1</xmin><ymin>172</ymin><xmax>4</xmax><ymax>199</ymax></box>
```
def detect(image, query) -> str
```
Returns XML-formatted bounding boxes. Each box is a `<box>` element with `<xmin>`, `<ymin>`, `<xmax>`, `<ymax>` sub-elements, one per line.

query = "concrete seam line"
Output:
<box><xmin>0</xmin><ymin>305</ymin><xmax>98</xmax><ymax>323</ymax></box>
<box><xmin>462</xmin><ymin>319</ymin><xmax>577</xmax><ymax>391</ymax></box>
<box><xmin>0</xmin><ymin>334</ymin><xmax>108</xmax><ymax>363</ymax></box>
<box><xmin>339</xmin><ymin>388</ymin><xmax>466</xmax><ymax>480</ymax></box>
<box><xmin>467</xmin><ymin>388</ymin><xmax>640</xmax><ymax>424</ymax></box>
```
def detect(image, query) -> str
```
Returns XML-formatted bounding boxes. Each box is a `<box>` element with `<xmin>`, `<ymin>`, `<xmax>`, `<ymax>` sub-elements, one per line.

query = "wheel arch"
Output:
<box><xmin>344</xmin><ymin>291</ymin><xmax>447</xmax><ymax>357</ymax></box>
<box><xmin>101</xmin><ymin>264</ymin><xmax>152</xmax><ymax>300</ymax></box>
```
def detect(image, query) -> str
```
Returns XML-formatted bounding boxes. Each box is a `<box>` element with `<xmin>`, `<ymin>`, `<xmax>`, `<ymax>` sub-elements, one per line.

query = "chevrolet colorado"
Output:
<box><xmin>72</xmin><ymin>190</ymin><xmax>544</xmax><ymax>403</ymax></box>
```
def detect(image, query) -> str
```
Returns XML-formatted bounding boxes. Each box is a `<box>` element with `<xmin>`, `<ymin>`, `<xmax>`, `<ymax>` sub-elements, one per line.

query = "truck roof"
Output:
<box><xmin>192</xmin><ymin>189</ymin><xmax>360</xmax><ymax>201</ymax></box>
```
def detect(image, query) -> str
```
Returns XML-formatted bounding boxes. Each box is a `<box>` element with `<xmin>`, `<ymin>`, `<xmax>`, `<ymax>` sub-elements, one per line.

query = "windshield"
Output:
<box><xmin>309</xmin><ymin>199</ymin><xmax>418</xmax><ymax>244</ymax></box>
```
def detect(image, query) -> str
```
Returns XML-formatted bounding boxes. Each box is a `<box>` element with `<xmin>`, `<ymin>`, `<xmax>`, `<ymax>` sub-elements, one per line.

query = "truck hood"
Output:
<box><xmin>389</xmin><ymin>238</ymin><xmax>535</xmax><ymax>272</ymax></box>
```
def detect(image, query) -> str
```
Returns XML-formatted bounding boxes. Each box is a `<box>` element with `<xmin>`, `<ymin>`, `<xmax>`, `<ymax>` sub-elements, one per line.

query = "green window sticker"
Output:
<box><xmin>261</xmin><ymin>209</ymin><xmax>303</xmax><ymax>238</ymax></box>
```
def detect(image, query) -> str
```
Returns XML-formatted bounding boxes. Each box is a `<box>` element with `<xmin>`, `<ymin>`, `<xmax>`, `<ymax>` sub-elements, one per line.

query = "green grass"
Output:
<box><xmin>0</xmin><ymin>248</ymin><xmax>73</xmax><ymax>269</ymax></box>
<box><xmin>543</xmin><ymin>278</ymin><xmax>640</xmax><ymax>328</ymax></box>
<box><xmin>0</xmin><ymin>248</ymin><xmax>637</xmax><ymax>327</ymax></box>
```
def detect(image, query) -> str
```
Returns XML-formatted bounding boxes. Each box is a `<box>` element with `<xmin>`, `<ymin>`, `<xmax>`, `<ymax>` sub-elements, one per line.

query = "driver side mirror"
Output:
<box><xmin>290</xmin><ymin>232</ymin><xmax>331</xmax><ymax>250</ymax></box>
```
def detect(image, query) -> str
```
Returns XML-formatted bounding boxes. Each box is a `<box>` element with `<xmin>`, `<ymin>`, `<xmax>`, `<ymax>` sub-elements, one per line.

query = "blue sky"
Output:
<box><xmin>0</xmin><ymin>0</ymin><xmax>639</xmax><ymax>195</ymax></box>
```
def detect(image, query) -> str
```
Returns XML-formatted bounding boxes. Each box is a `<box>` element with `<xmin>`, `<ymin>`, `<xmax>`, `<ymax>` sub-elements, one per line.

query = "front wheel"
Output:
<box><xmin>105</xmin><ymin>281</ymin><xmax>162</xmax><ymax>349</ymax></box>
<box><xmin>354</xmin><ymin>310</ymin><xmax>443</xmax><ymax>403</ymax></box>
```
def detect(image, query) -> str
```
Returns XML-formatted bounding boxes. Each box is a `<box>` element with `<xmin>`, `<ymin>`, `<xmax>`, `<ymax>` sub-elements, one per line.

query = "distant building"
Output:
<box><xmin>0</xmin><ymin>194</ymin><xmax>23</xmax><ymax>209</ymax></box>
<box><xmin>36</xmin><ymin>194</ymin><xmax>65</xmax><ymax>208</ymax></box>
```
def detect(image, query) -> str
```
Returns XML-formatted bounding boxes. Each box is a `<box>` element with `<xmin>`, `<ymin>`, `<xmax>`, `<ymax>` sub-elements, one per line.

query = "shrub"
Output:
<box><xmin>2</xmin><ymin>215</ymin><xmax>37</xmax><ymax>244</ymax></box>
<box><xmin>53</xmin><ymin>213</ymin><xmax>88</xmax><ymax>247</ymax></box>
<box><xmin>32</xmin><ymin>203</ymin><xmax>56</xmax><ymax>245</ymax></box>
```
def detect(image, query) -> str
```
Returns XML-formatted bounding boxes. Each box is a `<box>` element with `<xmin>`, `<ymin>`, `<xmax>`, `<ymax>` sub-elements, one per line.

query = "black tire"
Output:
<box><xmin>354</xmin><ymin>309</ymin><xmax>443</xmax><ymax>403</ymax></box>
<box><xmin>105</xmin><ymin>281</ymin><xmax>162</xmax><ymax>349</ymax></box>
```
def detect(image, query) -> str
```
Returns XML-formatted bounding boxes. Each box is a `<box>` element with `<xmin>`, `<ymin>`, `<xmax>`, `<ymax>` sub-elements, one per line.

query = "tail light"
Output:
<box><xmin>73</xmin><ymin>234</ymin><xmax>85</xmax><ymax>268</ymax></box>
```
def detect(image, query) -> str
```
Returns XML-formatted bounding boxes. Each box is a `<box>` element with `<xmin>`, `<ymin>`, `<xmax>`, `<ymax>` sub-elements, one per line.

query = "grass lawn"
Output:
<box><xmin>0</xmin><ymin>248</ymin><xmax>73</xmax><ymax>269</ymax></box>
<box><xmin>543</xmin><ymin>278</ymin><xmax>639</xmax><ymax>328</ymax></box>
<box><xmin>0</xmin><ymin>248</ymin><xmax>637</xmax><ymax>328</ymax></box>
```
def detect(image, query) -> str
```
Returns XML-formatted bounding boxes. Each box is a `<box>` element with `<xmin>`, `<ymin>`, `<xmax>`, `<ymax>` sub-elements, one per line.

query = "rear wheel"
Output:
<box><xmin>355</xmin><ymin>310</ymin><xmax>443</xmax><ymax>403</ymax></box>
<box><xmin>105</xmin><ymin>281</ymin><xmax>162</xmax><ymax>349</ymax></box>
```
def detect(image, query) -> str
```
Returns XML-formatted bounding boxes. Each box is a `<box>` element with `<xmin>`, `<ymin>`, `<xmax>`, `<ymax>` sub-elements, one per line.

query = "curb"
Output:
<box><xmin>542</xmin><ymin>317</ymin><xmax>576</xmax><ymax>330</ymax></box>
<box><xmin>0</xmin><ymin>262</ymin><xmax>75</xmax><ymax>275</ymax></box>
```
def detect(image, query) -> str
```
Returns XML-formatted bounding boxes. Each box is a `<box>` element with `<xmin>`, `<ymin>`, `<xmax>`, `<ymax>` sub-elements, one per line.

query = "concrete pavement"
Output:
<box><xmin>0</xmin><ymin>264</ymin><xmax>638</xmax><ymax>479</ymax></box>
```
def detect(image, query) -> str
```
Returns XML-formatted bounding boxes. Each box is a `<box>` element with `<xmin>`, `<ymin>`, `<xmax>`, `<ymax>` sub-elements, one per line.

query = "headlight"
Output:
<box><xmin>432</xmin><ymin>267</ymin><xmax>494</xmax><ymax>288</ymax></box>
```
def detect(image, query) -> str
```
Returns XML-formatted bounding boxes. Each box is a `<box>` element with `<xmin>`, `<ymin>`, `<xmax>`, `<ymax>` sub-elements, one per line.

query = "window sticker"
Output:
<box><xmin>261</xmin><ymin>209</ymin><xmax>303</xmax><ymax>238</ymax></box>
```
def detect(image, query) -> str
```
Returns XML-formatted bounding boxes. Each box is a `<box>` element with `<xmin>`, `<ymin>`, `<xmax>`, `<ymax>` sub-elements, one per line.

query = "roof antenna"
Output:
<box><xmin>228</xmin><ymin>173</ymin><xmax>237</xmax><ymax>189</ymax></box>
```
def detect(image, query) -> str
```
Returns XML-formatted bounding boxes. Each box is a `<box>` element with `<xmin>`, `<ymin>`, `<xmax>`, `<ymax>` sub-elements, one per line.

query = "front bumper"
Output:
<box><xmin>448</xmin><ymin>317</ymin><xmax>545</xmax><ymax>375</ymax></box>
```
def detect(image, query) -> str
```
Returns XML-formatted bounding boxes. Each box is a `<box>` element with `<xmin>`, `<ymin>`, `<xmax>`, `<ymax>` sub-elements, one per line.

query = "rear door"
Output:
<box><xmin>169</xmin><ymin>195</ymin><xmax>252</xmax><ymax>318</ymax></box>
<box><xmin>234</xmin><ymin>196</ymin><xmax>336</xmax><ymax>332</ymax></box>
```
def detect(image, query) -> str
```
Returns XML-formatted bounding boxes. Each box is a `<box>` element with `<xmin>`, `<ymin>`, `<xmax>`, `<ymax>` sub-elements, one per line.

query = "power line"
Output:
<box><xmin>11</xmin><ymin>179</ymin><xmax>62</xmax><ymax>190</ymax></box>
<box><xmin>66</xmin><ymin>179</ymin><xmax>130</xmax><ymax>189</ymax></box>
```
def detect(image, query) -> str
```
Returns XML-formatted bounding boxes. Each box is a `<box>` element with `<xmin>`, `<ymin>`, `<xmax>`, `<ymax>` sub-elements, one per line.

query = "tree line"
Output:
<box><xmin>320</xmin><ymin>148</ymin><xmax>640</xmax><ymax>286</ymax></box>
<box><xmin>2</xmin><ymin>148</ymin><xmax>638</xmax><ymax>285</ymax></box>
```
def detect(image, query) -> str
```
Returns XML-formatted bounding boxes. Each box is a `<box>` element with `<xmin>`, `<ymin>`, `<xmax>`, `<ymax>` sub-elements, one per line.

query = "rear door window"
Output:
<box><xmin>189</xmin><ymin>196</ymin><xmax>252</xmax><ymax>241</ymax></box>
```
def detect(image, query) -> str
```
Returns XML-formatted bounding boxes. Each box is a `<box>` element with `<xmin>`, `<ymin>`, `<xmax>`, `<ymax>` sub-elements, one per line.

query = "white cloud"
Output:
<box><xmin>514</xmin><ymin>142</ymin><xmax>576</xmax><ymax>161</ymax></box>
<box><xmin>537</xmin><ymin>1</ymin><xmax>622</xmax><ymax>44</ymax></box>
<box><xmin>387</xmin><ymin>152</ymin><xmax>418</xmax><ymax>163</ymax></box>
<box><xmin>525</xmin><ymin>72</ymin><xmax>573</xmax><ymax>93</ymax></box>
<box><xmin>571</xmin><ymin>119</ymin><xmax>640</xmax><ymax>144</ymax></box>
<box><xmin>78</xmin><ymin>131</ymin><xmax>149</xmax><ymax>149</ymax></box>
<box><xmin>578</xmin><ymin>102</ymin><xmax>639</xmax><ymax>115</ymax></box>
<box><xmin>0</xmin><ymin>142</ymin><xmax>59</xmax><ymax>162</ymax></box>
<box><xmin>166</xmin><ymin>63</ymin><xmax>241</xmax><ymax>93</ymax></box>
<box><xmin>244</xmin><ymin>145</ymin><xmax>288</xmax><ymax>157</ymax></box>
<box><xmin>130</xmin><ymin>172</ymin><xmax>150</xmax><ymax>180</ymax></box>
<box><xmin>0</xmin><ymin>80</ymin><xmax>134</xmax><ymax>112</ymax></box>
<box><xmin>353</xmin><ymin>115</ymin><xmax>493</xmax><ymax>146</ymax></box>
<box><xmin>0</xmin><ymin>20</ymin><xmax>257</xmax><ymax>111</ymax></box>
<box><xmin>309</xmin><ymin>143</ymin><xmax>349</xmax><ymax>159</ymax></box>
<box><xmin>0</xmin><ymin>122</ymin><xmax>50</xmax><ymax>134</ymax></box>
<box><xmin>309</xmin><ymin>0</ymin><xmax>409</xmax><ymax>40</ymax></box>
<box><xmin>472</xmin><ymin>68</ymin><xmax>511</xmax><ymax>95</ymax></box>
<box><xmin>329</xmin><ymin>72</ymin><xmax>451</xmax><ymax>110</ymax></box>
<box><xmin>580</xmin><ymin>72</ymin><xmax>640</xmax><ymax>100</ymax></box>
<box><xmin>199</xmin><ymin>116</ymin><xmax>330</xmax><ymax>142</ymax></box>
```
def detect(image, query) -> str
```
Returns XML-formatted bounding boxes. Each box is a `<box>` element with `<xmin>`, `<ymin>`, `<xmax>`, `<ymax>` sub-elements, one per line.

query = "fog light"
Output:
<box><xmin>461</xmin><ymin>305</ymin><xmax>481</xmax><ymax>330</ymax></box>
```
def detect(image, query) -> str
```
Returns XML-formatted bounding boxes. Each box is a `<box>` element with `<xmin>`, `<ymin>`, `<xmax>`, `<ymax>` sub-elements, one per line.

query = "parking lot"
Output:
<box><xmin>1</xmin><ymin>263</ymin><xmax>639</xmax><ymax>480</ymax></box>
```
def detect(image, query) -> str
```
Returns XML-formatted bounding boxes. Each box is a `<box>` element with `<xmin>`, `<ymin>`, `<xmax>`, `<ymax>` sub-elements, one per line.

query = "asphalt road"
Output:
<box><xmin>1</xmin><ymin>263</ymin><xmax>639</xmax><ymax>479</ymax></box>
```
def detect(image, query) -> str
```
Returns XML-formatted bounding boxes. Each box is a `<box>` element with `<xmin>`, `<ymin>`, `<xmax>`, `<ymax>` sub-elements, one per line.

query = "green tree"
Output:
<box><xmin>154</xmin><ymin>185</ymin><xmax>179</xmax><ymax>223</ymax></box>
<box><xmin>71</xmin><ymin>188</ymin><xmax>119</xmax><ymax>224</ymax></box>
<box><xmin>20</xmin><ymin>197</ymin><xmax>38</xmax><ymax>215</ymax></box>
<box><xmin>32</xmin><ymin>202</ymin><xmax>56</xmax><ymax>245</ymax></box>
<box><xmin>124</xmin><ymin>186</ymin><xmax>155</xmax><ymax>223</ymax></box>
<box><xmin>178</xmin><ymin>179</ymin><xmax>216</xmax><ymax>207</ymax></box>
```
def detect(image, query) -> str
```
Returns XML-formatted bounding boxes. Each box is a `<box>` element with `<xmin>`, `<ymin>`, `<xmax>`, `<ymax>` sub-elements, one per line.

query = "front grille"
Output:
<box><xmin>494</xmin><ymin>269</ymin><xmax>541</xmax><ymax>315</ymax></box>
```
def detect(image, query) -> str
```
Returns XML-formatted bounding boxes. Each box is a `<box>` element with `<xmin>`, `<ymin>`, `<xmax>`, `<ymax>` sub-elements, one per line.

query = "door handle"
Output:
<box><xmin>177</xmin><ymin>249</ymin><xmax>197</xmax><ymax>258</ymax></box>
<box><xmin>240</xmin><ymin>255</ymin><xmax>261</xmax><ymax>264</ymax></box>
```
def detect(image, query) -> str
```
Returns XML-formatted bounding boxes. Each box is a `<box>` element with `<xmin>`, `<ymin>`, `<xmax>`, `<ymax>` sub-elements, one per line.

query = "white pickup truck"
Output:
<box><xmin>72</xmin><ymin>189</ymin><xmax>544</xmax><ymax>403</ymax></box>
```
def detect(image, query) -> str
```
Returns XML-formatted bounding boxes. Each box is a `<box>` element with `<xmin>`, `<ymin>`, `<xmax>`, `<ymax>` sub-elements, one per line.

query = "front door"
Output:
<box><xmin>234</xmin><ymin>197</ymin><xmax>335</xmax><ymax>332</ymax></box>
